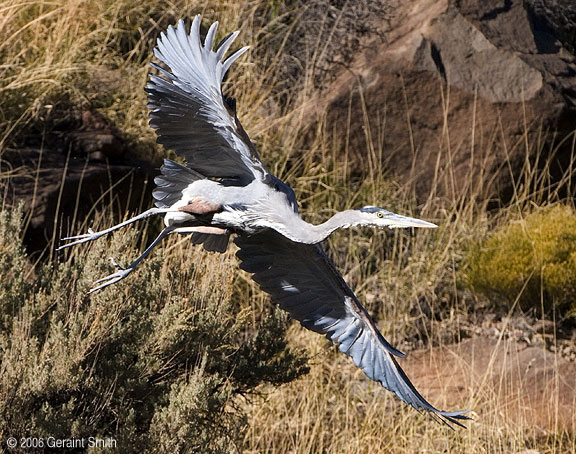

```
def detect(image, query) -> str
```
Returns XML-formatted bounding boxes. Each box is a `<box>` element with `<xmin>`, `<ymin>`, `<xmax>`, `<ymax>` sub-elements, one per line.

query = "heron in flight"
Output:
<box><xmin>59</xmin><ymin>16</ymin><xmax>469</xmax><ymax>427</ymax></box>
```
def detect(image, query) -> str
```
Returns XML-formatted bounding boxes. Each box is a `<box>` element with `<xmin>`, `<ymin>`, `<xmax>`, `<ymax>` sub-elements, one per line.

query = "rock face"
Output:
<box><xmin>68</xmin><ymin>110</ymin><xmax>127</xmax><ymax>161</ymax></box>
<box><xmin>306</xmin><ymin>0</ymin><xmax>576</xmax><ymax>201</ymax></box>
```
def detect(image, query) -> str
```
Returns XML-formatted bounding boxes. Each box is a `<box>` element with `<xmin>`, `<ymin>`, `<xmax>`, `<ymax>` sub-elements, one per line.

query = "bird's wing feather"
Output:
<box><xmin>234</xmin><ymin>230</ymin><xmax>470</xmax><ymax>427</ymax></box>
<box><xmin>146</xmin><ymin>16</ymin><xmax>267</xmax><ymax>181</ymax></box>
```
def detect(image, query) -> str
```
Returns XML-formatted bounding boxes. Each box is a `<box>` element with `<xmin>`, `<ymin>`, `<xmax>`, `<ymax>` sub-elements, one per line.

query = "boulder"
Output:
<box><xmin>404</xmin><ymin>337</ymin><xmax>576</xmax><ymax>431</ymax></box>
<box><xmin>1</xmin><ymin>108</ymin><xmax>155</xmax><ymax>252</ymax></box>
<box><xmin>304</xmin><ymin>0</ymin><xmax>576</xmax><ymax>201</ymax></box>
<box><xmin>2</xmin><ymin>147</ymin><xmax>155</xmax><ymax>253</ymax></box>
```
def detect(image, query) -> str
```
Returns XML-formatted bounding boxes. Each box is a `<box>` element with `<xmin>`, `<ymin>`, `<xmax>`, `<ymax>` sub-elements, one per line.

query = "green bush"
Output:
<box><xmin>0</xmin><ymin>206</ymin><xmax>308</xmax><ymax>453</ymax></box>
<box><xmin>465</xmin><ymin>204</ymin><xmax>576</xmax><ymax>316</ymax></box>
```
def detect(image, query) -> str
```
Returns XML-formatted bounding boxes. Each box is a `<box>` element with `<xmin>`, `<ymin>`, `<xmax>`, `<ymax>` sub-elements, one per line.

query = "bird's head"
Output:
<box><xmin>351</xmin><ymin>206</ymin><xmax>437</xmax><ymax>229</ymax></box>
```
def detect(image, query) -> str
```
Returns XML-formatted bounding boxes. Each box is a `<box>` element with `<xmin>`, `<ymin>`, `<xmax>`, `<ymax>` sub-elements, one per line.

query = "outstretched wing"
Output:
<box><xmin>235</xmin><ymin>230</ymin><xmax>470</xmax><ymax>427</ymax></box>
<box><xmin>146</xmin><ymin>16</ymin><xmax>267</xmax><ymax>181</ymax></box>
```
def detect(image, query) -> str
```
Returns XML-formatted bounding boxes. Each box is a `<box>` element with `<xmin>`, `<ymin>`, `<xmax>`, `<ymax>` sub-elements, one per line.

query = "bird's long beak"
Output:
<box><xmin>385</xmin><ymin>213</ymin><xmax>438</xmax><ymax>229</ymax></box>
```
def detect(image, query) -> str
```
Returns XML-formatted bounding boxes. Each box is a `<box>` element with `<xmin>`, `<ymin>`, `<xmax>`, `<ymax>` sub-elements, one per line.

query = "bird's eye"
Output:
<box><xmin>377</xmin><ymin>212</ymin><xmax>384</xmax><ymax>218</ymax></box>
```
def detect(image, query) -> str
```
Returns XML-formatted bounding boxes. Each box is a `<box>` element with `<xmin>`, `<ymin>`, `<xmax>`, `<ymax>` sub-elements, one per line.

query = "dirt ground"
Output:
<box><xmin>404</xmin><ymin>336</ymin><xmax>576</xmax><ymax>431</ymax></box>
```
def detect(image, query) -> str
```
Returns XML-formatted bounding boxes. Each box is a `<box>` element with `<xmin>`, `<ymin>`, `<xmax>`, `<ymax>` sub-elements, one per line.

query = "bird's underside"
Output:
<box><xmin>57</xmin><ymin>15</ymin><xmax>470</xmax><ymax>427</ymax></box>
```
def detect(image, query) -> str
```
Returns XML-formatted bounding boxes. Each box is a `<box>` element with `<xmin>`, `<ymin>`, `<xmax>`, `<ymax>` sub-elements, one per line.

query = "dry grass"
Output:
<box><xmin>1</xmin><ymin>0</ymin><xmax>575</xmax><ymax>453</ymax></box>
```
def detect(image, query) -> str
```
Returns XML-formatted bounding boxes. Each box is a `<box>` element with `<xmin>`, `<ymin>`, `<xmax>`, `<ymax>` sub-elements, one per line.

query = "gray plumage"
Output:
<box><xmin>58</xmin><ymin>15</ymin><xmax>470</xmax><ymax>428</ymax></box>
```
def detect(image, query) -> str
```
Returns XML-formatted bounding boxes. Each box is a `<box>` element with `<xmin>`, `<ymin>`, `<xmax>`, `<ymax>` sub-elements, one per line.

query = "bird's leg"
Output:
<box><xmin>183</xmin><ymin>226</ymin><xmax>228</xmax><ymax>235</ymax></box>
<box><xmin>57</xmin><ymin>207</ymin><xmax>172</xmax><ymax>251</ymax></box>
<box><xmin>89</xmin><ymin>224</ymin><xmax>178</xmax><ymax>293</ymax></box>
<box><xmin>88</xmin><ymin>225</ymin><xmax>220</xmax><ymax>293</ymax></box>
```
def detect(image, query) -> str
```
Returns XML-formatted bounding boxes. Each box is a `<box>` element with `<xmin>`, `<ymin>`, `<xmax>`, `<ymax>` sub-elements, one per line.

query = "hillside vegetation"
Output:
<box><xmin>1</xmin><ymin>0</ymin><xmax>575</xmax><ymax>453</ymax></box>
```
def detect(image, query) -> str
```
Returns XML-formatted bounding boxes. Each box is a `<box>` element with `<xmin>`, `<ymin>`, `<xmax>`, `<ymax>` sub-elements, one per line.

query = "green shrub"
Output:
<box><xmin>0</xmin><ymin>206</ymin><xmax>308</xmax><ymax>452</ymax></box>
<box><xmin>466</xmin><ymin>204</ymin><xmax>576</xmax><ymax>315</ymax></box>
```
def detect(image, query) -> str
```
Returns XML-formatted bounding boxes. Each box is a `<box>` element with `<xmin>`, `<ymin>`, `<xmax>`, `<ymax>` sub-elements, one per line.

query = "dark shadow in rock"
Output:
<box><xmin>2</xmin><ymin>147</ymin><xmax>156</xmax><ymax>255</ymax></box>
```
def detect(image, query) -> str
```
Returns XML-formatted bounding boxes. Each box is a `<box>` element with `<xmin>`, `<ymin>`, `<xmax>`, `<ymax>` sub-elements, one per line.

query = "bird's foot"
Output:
<box><xmin>57</xmin><ymin>228</ymin><xmax>105</xmax><ymax>251</ymax></box>
<box><xmin>88</xmin><ymin>258</ymin><xmax>133</xmax><ymax>293</ymax></box>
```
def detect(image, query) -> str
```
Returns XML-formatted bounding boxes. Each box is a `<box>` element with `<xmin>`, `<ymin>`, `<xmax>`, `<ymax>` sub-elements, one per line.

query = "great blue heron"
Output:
<box><xmin>58</xmin><ymin>16</ymin><xmax>470</xmax><ymax>427</ymax></box>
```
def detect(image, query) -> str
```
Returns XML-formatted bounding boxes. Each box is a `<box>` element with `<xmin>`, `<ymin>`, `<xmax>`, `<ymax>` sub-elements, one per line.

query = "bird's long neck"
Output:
<box><xmin>272</xmin><ymin>210</ymin><xmax>357</xmax><ymax>244</ymax></box>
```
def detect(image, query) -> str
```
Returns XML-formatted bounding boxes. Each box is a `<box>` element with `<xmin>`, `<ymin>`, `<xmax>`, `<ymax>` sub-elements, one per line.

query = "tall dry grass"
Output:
<box><xmin>1</xmin><ymin>1</ymin><xmax>575</xmax><ymax>453</ymax></box>
<box><xmin>240</xmin><ymin>70</ymin><xmax>576</xmax><ymax>453</ymax></box>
